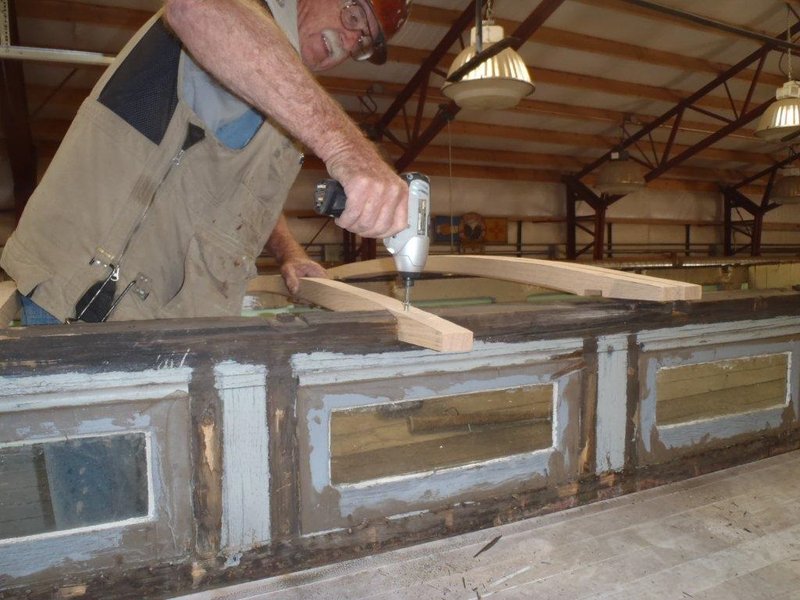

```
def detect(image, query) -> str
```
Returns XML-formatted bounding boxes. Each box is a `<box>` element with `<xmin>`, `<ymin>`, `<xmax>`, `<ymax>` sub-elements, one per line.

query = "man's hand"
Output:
<box><xmin>265</xmin><ymin>214</ymin><xmax>328</xmax><ymax>296</ymax></box>
<box><xmin>280</xmin><ymin>255</ymin><xmax>328</xmax><ymax>296</ymax></box>
<box><xmin>326</xmin><ymin>145</ymin><xmax>409</xmax><ymax>240</ymax></box>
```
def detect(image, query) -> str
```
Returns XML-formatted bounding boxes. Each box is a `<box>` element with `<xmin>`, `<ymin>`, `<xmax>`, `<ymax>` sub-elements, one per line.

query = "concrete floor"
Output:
<box><xmin>178</xmin><ymin>451</ymin><xmax>800</xmax><ymax>600</ymax></box>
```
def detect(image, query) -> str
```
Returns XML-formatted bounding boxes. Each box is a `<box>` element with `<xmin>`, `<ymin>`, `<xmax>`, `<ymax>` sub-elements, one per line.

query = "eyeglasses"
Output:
<box><xmin>341</xmin><ymin>0</ymin><xmax>376</xmax><ymax>61</ymax></box>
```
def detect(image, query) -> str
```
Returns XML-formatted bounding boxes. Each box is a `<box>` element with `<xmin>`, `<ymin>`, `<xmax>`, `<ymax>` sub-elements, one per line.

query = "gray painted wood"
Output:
<box><xmin>215</xmin><ymin>362</ymin><xmax>270</xmax><ymax>560</ymax></box>
<box><xmin>595</xmin><ymin>334</ymin><xmax>628</xmax><ymax>473</ymax></box>
<box><xmin>174</xmin><ymin>451</ymin><xmax>800</xmax><ymax>600</ymax></box>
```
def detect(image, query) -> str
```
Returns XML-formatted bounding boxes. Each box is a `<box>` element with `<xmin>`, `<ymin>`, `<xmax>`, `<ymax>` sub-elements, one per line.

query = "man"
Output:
<box><xmin>1</xmin><ymin>0</ymin><xmax>411</xmax><ymax>324</ymax></box>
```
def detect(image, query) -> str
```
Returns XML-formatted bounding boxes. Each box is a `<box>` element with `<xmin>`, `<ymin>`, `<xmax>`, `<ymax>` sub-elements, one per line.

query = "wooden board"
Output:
<box><xmin>330</xmin><ymin>385</ymin><xmax>553</xmax><ymax>484</ymax></box>
<box><xmin>247</xmin><ymin>276</ymin><xmax>473</xmax><ymax>353</ymax></box>
<box><xmin>0</xmin><ymin>281</ymin><xmax>19</xmax><ymax>327</ymax></box>
<box><xmin>327</xmin><ymin>256</ymin><xmax>702</xmax><ymax>302</ymax></box>
<box><xmin>656</xmin><ymin>354</ymin><xmax>789</xmax><ymax>426</ymax></box>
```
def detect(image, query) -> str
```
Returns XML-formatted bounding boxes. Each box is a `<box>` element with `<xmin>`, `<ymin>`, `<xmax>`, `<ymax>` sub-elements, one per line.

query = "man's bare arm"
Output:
<box><xmin>164</xmin><ymin>0</ymin><xmax>406</xmax><ymax>239</ymax></box>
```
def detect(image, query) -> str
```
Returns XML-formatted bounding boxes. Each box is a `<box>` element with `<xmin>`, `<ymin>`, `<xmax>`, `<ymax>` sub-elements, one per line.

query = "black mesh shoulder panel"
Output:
<box><xmin>98</xmin><ymin>19</ymin><xmax>181</xmax><ymax>145</ymax></box>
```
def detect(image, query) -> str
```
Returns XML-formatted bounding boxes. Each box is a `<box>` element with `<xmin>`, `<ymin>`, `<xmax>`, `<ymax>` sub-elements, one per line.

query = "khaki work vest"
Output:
<box><xmin>1</xmin><ymin>10</ymin><xmax>302</xmax><ymax>321</ymax></box>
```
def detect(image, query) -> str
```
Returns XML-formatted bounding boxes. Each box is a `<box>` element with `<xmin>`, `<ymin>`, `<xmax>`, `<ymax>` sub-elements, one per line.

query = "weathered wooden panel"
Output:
<box><xmin>656</xmin><ymin>353</ymin><xmax>789</xmax><ymax>425</ymax></box>
<box><xmin>0</xmin><ymin>368</ymin><xmax>193</xmax><ymax>587</ymax></box>
<box><xmin>330</xmin><ymin>385</ymin><xmax>553</xmax><ymax>484</ymax></box>
<box><xmin>294</xmin><ymin>340</ymin><xmax>585</xmax><ymax>535</ymax></box>
<box><xmin>638</xmin><ymin>319</ymin><xmax>799</xmax><ymax>461</ymax></box>
<box><xmin>0</xmin><ymin>294</ymin><xmax>798</xmax><ymax>599</ymax></box>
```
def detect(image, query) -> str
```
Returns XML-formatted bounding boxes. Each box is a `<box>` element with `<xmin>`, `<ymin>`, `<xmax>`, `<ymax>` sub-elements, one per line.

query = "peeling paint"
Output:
<box><xmin>214</xmin><ymin>361</ymin><xmax>270</xmax><ymax>554</ymax></box>
<box><xmin>596</xmin><ymin>335</ymin><xmax>628</xmax><ymax>472</ymax></box>
<box><xmin>297</xmin><ymin>354</ymin><xmax>584</xmax><ymax>534</ymax></box>
<box><xmin>639</xmin><ymin>334</ymin><xmax>797</xmax><ymax>460</ymax></box>
<box><xmin>292</xmin><ymin>339</ymin><xmax>584</xmax><ymax>386</ymax></box>
<box><xmin>0</xmin><ymin>527</ymin><xmax>125</xmax><ymax>578</ymax></box>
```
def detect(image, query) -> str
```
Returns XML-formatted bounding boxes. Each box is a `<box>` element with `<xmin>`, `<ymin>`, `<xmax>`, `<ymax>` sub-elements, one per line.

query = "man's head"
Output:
<box><xmin>297</xmin><ymin>0</ymin><xmax>411</xmax><ymax>72</ymax></box>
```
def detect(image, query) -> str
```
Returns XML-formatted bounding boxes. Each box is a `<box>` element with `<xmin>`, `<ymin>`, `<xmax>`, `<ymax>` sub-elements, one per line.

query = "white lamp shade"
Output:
<box><xmin>595</xmin><ymin>157</ymin><xmax>646</xmax><ymax>195</ymax></box>
<box><xmin>755</xmin><ymin>81</ymin><xmax>800</xmax><ymax>142</ymax></box>
<box><xmin>772</xmin><ymin>167</ymin><xmax>800</xmax><ymax>204</ymax></box>
<box><xmin>442</xmin><ymin>24</ymin><xmax>535</xmax><ymax>110</ymax></box>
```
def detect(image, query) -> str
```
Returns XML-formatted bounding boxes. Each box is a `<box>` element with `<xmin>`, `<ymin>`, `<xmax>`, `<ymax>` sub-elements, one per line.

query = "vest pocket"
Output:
<box><xmin>160</xmin><ymin>228</ymin><xmax>255</xmax><ymax>318</ymax></box>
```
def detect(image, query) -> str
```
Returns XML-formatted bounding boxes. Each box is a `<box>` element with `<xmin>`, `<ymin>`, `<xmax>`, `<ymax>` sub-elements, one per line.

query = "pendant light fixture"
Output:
<box><xmin>441</xmin><ymin>0</ymin><xmax>535</xmax><ymax>111</ymax></box>
<box><xmin>594</xmin><ymin>118</ymin><xmax>647</xmax><ymax>195</ymax></box>
<box><xmin>772</xmin><ymin>166</ymin><xmax>800</xmax><ymax>203</ymax></box>
<box><xmin>595</xmin><ymin>150</ymin><xmax>647</xmax><ymax>195</ymax></box>
<box><xmin>755</xmin><ymin>4</ymin><xmax>800</xmax><ymax>142</ymax></box>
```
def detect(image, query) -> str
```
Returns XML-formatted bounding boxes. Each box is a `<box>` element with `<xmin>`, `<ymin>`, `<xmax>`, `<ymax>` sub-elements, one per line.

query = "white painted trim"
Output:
<box><xmin>0</xmin><ymin>367</ymin><xmax>192</xmax><ymax>413</ymax></box>
<box><xmin>637</xmin><ymin>316</ymin><xmax>800</xmax><ymax>352</ymax></box>
<box><xmin>657</xmin><ymin>407</ymin><xmax>787</xmax><ymax>449</ymax></box>
<box><xmin>292</xmin><ymin>338</ymin><xmax>584</xmax><ymax>386</ymax></box>
<box><xmin>595</xmin><ymin>334</ymin><xmax>629</xmax><ymax>473</ymax></box>
<box><xmin>216</xmin><ymin>362</ymin><xmax>271</xmax><ymax>554</ymax></box>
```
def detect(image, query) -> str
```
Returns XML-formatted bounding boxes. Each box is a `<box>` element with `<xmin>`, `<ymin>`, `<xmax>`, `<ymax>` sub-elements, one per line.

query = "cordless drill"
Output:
<box><xmin>314</xmin><ymin>172</ymin><xmax>431</xmax><ymax>311</ymax></box>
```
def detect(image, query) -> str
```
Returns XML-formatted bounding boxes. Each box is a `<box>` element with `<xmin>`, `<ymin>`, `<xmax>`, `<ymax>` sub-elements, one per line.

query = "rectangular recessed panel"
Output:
<box><xmin>330</xmin><ymin>385</ymin><xmax>553</xmax><ymax>485</ymax></box>
<box><xmin>656</xmin><ymin>353</ymin><xmax>789</xmax><ymax>426</ymax></box>
<box><xmin>0</xmin><ymin>433</ymin><xmax>148</xmax><ymax>539</ymax></box>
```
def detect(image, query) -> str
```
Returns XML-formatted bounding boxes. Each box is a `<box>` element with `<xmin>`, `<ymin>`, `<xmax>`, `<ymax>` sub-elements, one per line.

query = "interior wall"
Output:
<box><xmin>284</xmin><ymin>172</ymin><xmax>738</xmax><ymax>258</ymax></box>
<box><xmin>2</xmin><ymin>155</ymin><xmax>800</xmax><ymax>256</ymax></box>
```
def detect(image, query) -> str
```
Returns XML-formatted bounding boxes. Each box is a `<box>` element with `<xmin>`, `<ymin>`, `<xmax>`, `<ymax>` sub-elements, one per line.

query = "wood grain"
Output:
<box><xmin>326</xmin><ymin>255</ymin><xmax>702</xmax><ymax>302</ymax></box>
<box><xmin>247</xmin><ymin>276</ymin><xmax>472</xmax><ymax>353</ymax></box>
<box><xmin>656</xmin><ymin>354</ymin><xmax>789</xmax><ymax>426</ymax></box>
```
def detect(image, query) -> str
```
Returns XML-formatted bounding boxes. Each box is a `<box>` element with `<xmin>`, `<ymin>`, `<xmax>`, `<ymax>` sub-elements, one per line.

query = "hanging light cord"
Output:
<box><xmin>788</xmin><ymin>3</ymin><xmax>793</xmax><ymax>82</ymax></box>
<box><xmin>448</xmin><ymin>118</ymin><xmax>455</xmax><ymax>253</ymax></box>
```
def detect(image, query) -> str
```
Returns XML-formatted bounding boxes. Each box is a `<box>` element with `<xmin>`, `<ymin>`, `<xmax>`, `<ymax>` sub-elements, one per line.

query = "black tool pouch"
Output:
<box><xmin>75</xmin><ymin>280</ymin><xmax>117</xmax><ymax>323</ymax></box>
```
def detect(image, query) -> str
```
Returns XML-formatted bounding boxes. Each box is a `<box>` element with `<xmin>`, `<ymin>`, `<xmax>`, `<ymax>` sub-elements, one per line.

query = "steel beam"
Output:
<box><xmin>722</xmin><ymin>187</ymin><xmax>779</xmax><ymax>256</ymax></box>
<box><xmin>374</xmin><ymin>1</ymin><xmax>476</xmax><ymax>137</ymax></box>
<box><xmin>576</xmin><ymin>18</ymin><xmax>800</xmax><ymax>181</ymax></box>
<box><xmin>619</xmin><ymin>0</ymin><xmax>800</xmax><ymax>54</ymax></box>
<box><xmin>644</xmin><ymin>100</ymin><xmax>771</xmax><ymax>181</ymax></box>
<box><xmin>563</xmin><ymin>176</ymin><xmax>621</xmax><ymax>260</ymax></box>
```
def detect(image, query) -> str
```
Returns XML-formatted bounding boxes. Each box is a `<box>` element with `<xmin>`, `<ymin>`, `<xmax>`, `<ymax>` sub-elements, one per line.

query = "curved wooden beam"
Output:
<box><xmin>326</xmin><ymin>255</ymin><xmax>701</xmax><ymax>302</ymax></box>
<box><xmin>246</xmin><ymin>276</ymin><xmax>473</xmax><ymax>353</ymax></box>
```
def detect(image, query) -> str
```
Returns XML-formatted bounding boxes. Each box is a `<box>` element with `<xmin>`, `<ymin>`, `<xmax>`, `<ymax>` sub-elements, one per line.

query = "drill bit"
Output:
<box><xmin>403</xmin><ymin>279</ymin><xmax>411</xmax><ymax>311</ymax></box>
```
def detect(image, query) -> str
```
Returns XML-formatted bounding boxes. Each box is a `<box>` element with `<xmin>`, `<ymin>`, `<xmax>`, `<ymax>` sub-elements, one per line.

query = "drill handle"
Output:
<box><xmin>314</xmin><ymin>179</ymin><xmax>347</xmax><ymax>218</ymax></box>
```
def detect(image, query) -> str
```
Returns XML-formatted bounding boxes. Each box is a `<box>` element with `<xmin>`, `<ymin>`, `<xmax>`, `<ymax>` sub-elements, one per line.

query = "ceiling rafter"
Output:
<box><xmin>388</xmin><ymin>46</ymin><xmax>753</xmax><ymax>114</ymax></box>
<box><xmin>570</xmin><ymin>0</ymin><xmax>775</xmax><ymax>40</ymax></box>
<box><xmin>300</xmin><ymin>155</ymin><xmax>762</xmax><ymax>194</ymax></box>
<box><xmin>16</xmin><ymin>0</ymin><xmax>151</xmax><ymax>29</ymax></box>
<box><xmin>383</xmin><ymin>115</ymin><xmax>770</xmax><ymax>165</ymax></box>
<box><xmin>18</xmin><ymin>1</ymin><xmax>779</xmax><ymax>143</ymax></box>
<box><xmin>410</xmin><ymin>4</ymin><xmax>786</xmax><ymax>88</ymax></box>
<box><xmin>26</xmin><ymin>78</ymin><xmax>760</xmax><ymax>140</ymax></box>
<box><xmin>23</xmin><ymin>102</ymin><xmax>773</xmax><ymax>171</ymax></box>
<box><xmin>12</xmin><ymin>0</ymin><xmax>793</xmax><ymax>193</ymax></box>
<box><xmin>576</xmin><ymin>18</ymin><xmax>800</xmax><ymax>181</ymax></box>
<box><xmin>22</xmin><ymin>0</ymin><xmax>786</xmax><ymax>91</ymax></box>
